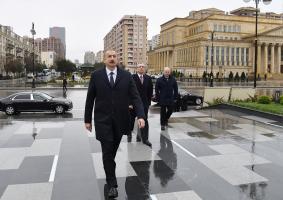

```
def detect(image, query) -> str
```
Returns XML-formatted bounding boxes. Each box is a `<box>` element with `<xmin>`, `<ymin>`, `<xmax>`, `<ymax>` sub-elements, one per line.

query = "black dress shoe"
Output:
<box><xmin>108</xmin><ymin>187</ymin><xmax>118</xmax><ymax>198</ymax></box>
<box><xmin>161</xmin><ymin>126</ymin><xmax>165</xmax><ymax>130</ymax></box>
<box><xmin>143</xmin><ymin>140</ymin><xmax>152</xmax><ymax>148</ymax></box>
<box><xmin>136</xmin><ymin>136</ymin><xmax>141</xmax><ymax>142</ymax></box>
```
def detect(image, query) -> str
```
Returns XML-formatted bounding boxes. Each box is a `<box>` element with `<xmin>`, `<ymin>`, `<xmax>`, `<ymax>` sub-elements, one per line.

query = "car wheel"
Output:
<box><xmin>195</xmin><ymin>98</ymin><xmax>202</xmax><ymax>105</ymax></box>
<box><xmin>55</xmin><ymin>105</ymin><xmax>65</xmax><ymax>114</ymax></box>
<box><xmin>5</xmin><ymin>105</ymin><xmax>15</xmax><ymax>115</ymax></box>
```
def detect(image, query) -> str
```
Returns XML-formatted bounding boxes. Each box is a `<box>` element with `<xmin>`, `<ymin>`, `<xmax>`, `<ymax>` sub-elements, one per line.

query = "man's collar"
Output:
<box><xmin>106</xmin><ymin>66</ymin><xmax>117</xmax><ymax>74</ymax></box>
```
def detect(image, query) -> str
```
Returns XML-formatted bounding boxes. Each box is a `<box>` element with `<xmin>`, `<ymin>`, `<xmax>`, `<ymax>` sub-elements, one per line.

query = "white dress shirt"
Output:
<box><xmin>106</xmin><ymin>67</ymin><xmax>117</xmax><ymax>82</ymax></box>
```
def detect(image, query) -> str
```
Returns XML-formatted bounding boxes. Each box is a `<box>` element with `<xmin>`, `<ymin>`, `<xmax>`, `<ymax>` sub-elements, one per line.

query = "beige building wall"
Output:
<box><xmin>41</xmin><ymin>51</ymin><xmax>57</xmax><ymax>67</ymax></box>
<box><xmin>148</xmin><ymin>8</ymin><xmax>283</xmax><ymax>79</ymax></box>
<box><xmin>104</xmin><ymin>15</ymin><xmax>148</xmax><ymax>72</ymax></box>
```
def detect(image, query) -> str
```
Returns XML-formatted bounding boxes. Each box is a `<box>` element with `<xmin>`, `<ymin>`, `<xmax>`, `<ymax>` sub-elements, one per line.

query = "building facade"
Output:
<box><xmin>84</xmin><ymin>51</ymin><xmax>96</xmax><ymax>64</ymax></box>
<box><xmin>0</xmin><ymin>25</ymin><xmax>40</xmax><ymax>76</ymax></box>
<box><xmin>95</xmin><ymin>50</ymin><xmax>104</xmax><ymax>63</ymax></box>
<box><xmin>41</xmin><ymin>51</ymin><xmax>57</xmax><ymax>67</ymax></box>
<box><xmin>34</xmin><ymin>37</ymin><xmax>65</xmax><ymax>60</ymax></box>
<box><xmin>104</xmin><ymin>15</ymin><xmax>148</xmax><ymax>71</ymax></box>
<box><xmin>148</xmin><ymin>8</ymin><xmax>283</xmax><ymax>79</ymax></box>
<box><xmin>49</xmin><ymin>27</ymin><xmax>66</xmax><ymax>57</ymax></box>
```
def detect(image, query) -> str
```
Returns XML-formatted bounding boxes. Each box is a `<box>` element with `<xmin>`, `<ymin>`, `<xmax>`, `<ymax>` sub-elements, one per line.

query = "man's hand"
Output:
<box><xmin>85</xmin><ymin>123</ymin><xmax>92</xmax><ymax>132</ymax></box>
<box><xmin>137</xmin><ymin>118</ymin><xmax>145</xmax><ymax>129</ymax></box>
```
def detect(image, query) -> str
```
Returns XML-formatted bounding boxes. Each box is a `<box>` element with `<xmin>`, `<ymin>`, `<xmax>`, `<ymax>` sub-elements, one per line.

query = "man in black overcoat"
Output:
<box><xmin>128</xmin><ymin>63</ymin><xmax>153</xmax><ymax>147</ymax></box>
<box><xmin>84</xmin><ymin>50</ymin><xmax>145</xmax><ymax>198</ymax></box>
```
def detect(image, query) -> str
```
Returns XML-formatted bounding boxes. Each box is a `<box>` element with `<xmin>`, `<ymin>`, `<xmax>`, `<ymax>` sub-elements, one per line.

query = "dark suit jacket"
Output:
<box><xmin>84</xmin><ymin>66</ymin><xmax>145</xmax><ymax>141</ymax></box>
<box><xmin>132</xmin><ymin>73</ymin><xmax>153</xmax><ymax>109</ymax></box>
<box><xmin>155</xmin><ymin>75</ymin><xmax>178</xmax><ymax>106</ymax></box>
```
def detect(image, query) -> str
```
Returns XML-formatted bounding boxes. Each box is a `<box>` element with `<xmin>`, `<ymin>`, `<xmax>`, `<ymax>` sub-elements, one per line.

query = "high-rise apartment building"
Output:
<box><xmin>49</xmin><ymin>27</ymin><xmax>66</xmax><ymax>57</ymax></box>
<box><xmin>84</xmin><ymin>51</ymin><xmax>96</xmax><ymax>64</ymax></box>
<box><xmin>34</xmin><ymin>37</ymin><xmax>65</xmax><ymax>60</ymax></box>
<box><xmin>104</xmin><ymin>15</ymin><xmax>148</xmax><ymax>71</ymax></box>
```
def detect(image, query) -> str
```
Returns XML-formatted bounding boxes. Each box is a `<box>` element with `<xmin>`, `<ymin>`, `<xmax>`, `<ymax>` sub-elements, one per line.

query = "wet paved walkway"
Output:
<box><xmin>0</xmin><ymin>90</ymin><xmax>283</xmax><ymax>200</ymax></box>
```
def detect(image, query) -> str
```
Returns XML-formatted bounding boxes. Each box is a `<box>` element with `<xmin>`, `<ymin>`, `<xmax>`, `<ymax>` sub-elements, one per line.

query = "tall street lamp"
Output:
<box><xmin>30</xmin><ymin>22</ymin><xmax>36</xmax><ymax>88</ymax></box>
<box><xmin>210</xmin><ymin>31</ymin><xmax>215</xmax><ymax>87</ymax></box>
<box><xmin>243</xmin><ymin>0</ymin><xmax>272</xmax><ymax>88</ymax></box>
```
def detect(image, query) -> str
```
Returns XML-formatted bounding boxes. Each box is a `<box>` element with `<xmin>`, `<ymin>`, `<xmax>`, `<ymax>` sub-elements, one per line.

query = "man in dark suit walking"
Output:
<box><xmin>155</xmin><ymin>67</ymin><xmax>178</xmax><ymax>131</ymax></box>
<box><xmin>84</xmin><ymin>50</ymin><xmax>145</xmax><ymax>198</ymax></box>
<box><xmin>128</xmin><ymin>63</ymin><xmax>153</xmax><ymax>147</ymax></box>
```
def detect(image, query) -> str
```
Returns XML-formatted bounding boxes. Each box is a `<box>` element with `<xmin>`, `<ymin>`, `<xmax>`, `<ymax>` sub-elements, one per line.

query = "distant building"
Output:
<box><xmin>104</xmin><ymin>15</ymin><xmax>148</xmax><ymax>72</ymax></box>
<box><xmin>148</xmin><ymin>7</ymin><xmax>283</xmax><ymax>79</ymax></box>
<box><xmin>49</xmin><ymin>27</ymin><xmax>66</xmax><ymax>57</ymax></box>
<box><xmin>34</xmin><ymin>37</ymin><xmax>65</xmax><ymax>60</ymax></box>
<box><xmin>41</xmin><ymin>51</ymin><xmax>57</xmax><ymax>67</ymax></box>
<box><xmin>95</xmin><ymin>50</ymin><xmax>104</xmax><ymax>63</ymax></box>
<box><xmin>0</xmin><ymin>25</ymin><xmax>40</xmax><ymax>76</ymax></box>
<box><xmin>84</xmin><ymin>51</ymin><xmax>95</xmax><ymax>64</ymax></box>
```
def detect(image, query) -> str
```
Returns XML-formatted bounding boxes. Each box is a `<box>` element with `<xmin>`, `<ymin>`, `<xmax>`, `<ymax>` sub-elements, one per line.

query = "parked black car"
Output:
<box><xmin>152</xmin><ymin>89</ymin><xmax>203</xmax><ymax>111</ymax></box>
<box><xmin>0</xmin><ymin>92</ymin><xmax>73</xmax><ymax>115</ymax></box>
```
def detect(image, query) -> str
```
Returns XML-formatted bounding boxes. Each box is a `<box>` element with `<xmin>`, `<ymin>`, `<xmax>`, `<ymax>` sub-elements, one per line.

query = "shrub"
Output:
<box><xmin>248</xmin><ymin>94</ymin><xmax>258</xmax><ymax>102</ymax></box>
<box><xmin>280</xmin><ymin>96</ymin><xmax>283</xmax><ymax>105</ymax></box>
<box><xmin>257</xmin><ymin>96</ymin><xmax>271</xmax><ymax>104</ymax></box>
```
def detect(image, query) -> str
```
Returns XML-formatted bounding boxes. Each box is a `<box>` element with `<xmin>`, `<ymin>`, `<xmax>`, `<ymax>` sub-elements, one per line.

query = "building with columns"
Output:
<box><xmin>147</xmin><ymin>7</ymin><xmax>283</xmax><ymax>79</ymax></box>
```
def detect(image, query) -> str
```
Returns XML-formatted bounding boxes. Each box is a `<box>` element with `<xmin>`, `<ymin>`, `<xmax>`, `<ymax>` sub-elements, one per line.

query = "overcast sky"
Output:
<box><xmin>1</xmin><ymin>0</ymin><xmax>282</xmax><ymax>63</ymax></box>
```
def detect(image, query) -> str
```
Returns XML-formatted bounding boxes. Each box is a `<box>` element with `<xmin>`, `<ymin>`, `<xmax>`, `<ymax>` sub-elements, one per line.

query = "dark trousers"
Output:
<box><xmin>129</xmin><ymin>107</ymin><xmax>149</xmax><ymax>142</ymax></box>
<box><xmin>100</xmin><ymin>137</ymin><xmax>122</xmax><ymax>188</ymax></box>
<box><xmin>160</xmin><ymin>105</ymin><xmax>173</xmax><ymax>126</ymax></box>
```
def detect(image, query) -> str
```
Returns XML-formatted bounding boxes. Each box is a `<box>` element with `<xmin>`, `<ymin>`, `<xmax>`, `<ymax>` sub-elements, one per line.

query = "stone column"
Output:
<box><xmin>270</xmin><ymin>44</ymin><xmax>275</xmax><ymax>74</ymax></box>
<box><xmin>166</xmin><ymin>51</ymin><xmax>169</xmax><ymax>67</ymax></box>
<box><xmin>263</xmin><ymin>44</ymin><xmax>268</xmax><ymax>74</ymax></box>
<box><xmin>229</xmin><ymin>47</ymin><xmax>232</xmax><ymax>66</ymax></box>
<box><xmin>208</xmin><ymin>46</ymin><xmax>211</xmax><ymax>67</ymax></box>
<box><xmin>224</xmin><ymin>47</ymin><xmax>227</xmax><ymax>66</ymax></box>
<box><xmin>243</xmin><ymin>48</ymin><xmax>247</xmax><ymax>66</ymax></box>
<box><xmin>239</xmin><ymin>47</ymin><xmax>242</xmax><ymax>66</ymax></box>
<box><xmin>257</xmin><ymin>44</ymin><xmax>262</xmax><ymax>74</ymax></box>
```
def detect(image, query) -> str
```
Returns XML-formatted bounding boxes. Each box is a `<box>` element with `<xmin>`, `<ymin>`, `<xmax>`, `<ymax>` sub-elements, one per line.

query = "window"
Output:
<box><xmin>246</xmin><ymin>48</ymin><xmax>249</xmax><ymax>64</ymax></box>
<box><xmin>14</xmin><ymin>94</ymin><xmax>30</xmax><ymax>100</ymax></box>
<box><xmin>226</xmin><ymin>47</ymin><xmax>229</xmax><ymax>65</ymax></box>
<box><xmin>236</xmin><ymin>48</ymin><xmax>239</xmax><ymax>65</ymax></box>
<box><xmin>223</xmin><ymin>25</ymin><xmax>227</xmax><ymax>32</ymax></box>
<box><xmin>205</xmin><ymin>46</ymin><xmax>209</xmax><ymax>65</ymax></box>
<box><xmin>33</xmin><ymin>94</ymin><xmax>45</xmax><ymax>101</ymax></box>
<box><xmin>214</xmin><ymin>24</ymin><xmax>217</xmax><ymax>31</ymax></box>
<box><xmin>221</xmin><ymin>47</ymin><xmax>224</xmax><ymax>65</ymax></box>
<box><xmin>231</xmin><ymin>48</ymin><xmax>234</xmax><ymax>65</ymax></box>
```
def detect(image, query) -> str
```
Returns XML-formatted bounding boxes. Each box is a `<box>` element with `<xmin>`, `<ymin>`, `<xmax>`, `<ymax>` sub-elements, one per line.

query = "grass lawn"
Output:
<box><xmin>232</xmin><ymin>102</ymin><xmax>283</xmax><ymax>115</ymax></box>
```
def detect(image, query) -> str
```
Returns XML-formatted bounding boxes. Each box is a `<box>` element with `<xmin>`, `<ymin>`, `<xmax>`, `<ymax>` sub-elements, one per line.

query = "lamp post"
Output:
<box><xmin>210</xmin><ymin>31</ymin><xmax>215</xmax><ymax>87</ymax></box>
<box><xmin>30</xmin><ymin>22</ymin><xmax>36</xmax><ymax>88</ymax></box>
<box><xmin>243</xmin><ymin>0</ymin><xmax>272</xmax><ymax>88</ymax></box>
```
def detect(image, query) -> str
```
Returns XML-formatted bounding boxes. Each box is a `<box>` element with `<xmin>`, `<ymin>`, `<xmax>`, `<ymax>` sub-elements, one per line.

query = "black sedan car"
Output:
<box><xmin>152</xmin><ymin>89</ymin><xmax>203</xmax><ymax>111</ymax></box>
<box><xmin>0</xmin><ymin>92</ymin><xmax>73</xmax><ymax>115</ymax></box>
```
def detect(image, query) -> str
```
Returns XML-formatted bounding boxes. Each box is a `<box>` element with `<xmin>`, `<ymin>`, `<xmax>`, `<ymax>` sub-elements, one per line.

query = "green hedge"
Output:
<box><xmin>280</xmin><ymin>96</ymin><xmax>283</xmax><ymax>105</ymax></box>
<box><xmin>258</xmin><ymin>96</ymin><xmax>271</xmax><ymax>104</ymax></box>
